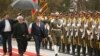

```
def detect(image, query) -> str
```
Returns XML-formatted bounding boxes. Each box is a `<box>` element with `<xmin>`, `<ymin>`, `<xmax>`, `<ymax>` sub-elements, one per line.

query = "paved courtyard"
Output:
<box><xmin>0</xmin><ymin>39</ymin><xmax>90</xmax><ymax>56</ymax></box>
<box><xmin>12</xmin><ymin>39</ymin><xmax>71</xmax><ymax>56</ymax></box>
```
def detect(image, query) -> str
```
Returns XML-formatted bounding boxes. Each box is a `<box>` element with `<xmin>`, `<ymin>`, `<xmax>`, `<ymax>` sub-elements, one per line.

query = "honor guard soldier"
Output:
<box><xmin>41</xmin><ymin>16</ymin><xmax>47</xmax><ymax>49</ymax></box>
<box><xmin>86</xmin><ymin>13</ymin><xmax>93</xmax><ymax>55</ymax></box>
<box><xmin>43</xmin><ymin>16</ymin><xmax>52</xmax><ymax>50</ymax></box>
<box><xmin>81</xmin><ymin>18</ymin><xmax>88</xmax><ymax>56</ymax></box>
<box><xmin>96</xmin><ymin>21</ymin><xmax>100</xmax><ymax>56</ymax></box>
<box><xmin>89</xmin><ymin>19</ymin><xmax>97</xmax><ymax>56</ymax></box>
<box><xmin>59</xmin><ymin>15</ymin><xmax>66</xmax><ymax>53</ymax></box>
<box><xmin>96</xmin><ymin>12</ymin><xmax>100</xmax><ymax>56</ymax></box>
<box><xmin>70</xmin><ymin>14</ymin><xmax>76</xmax><ymax>56</ymax></box>
<box><xmin>75</xmin><ymin>16</ymin><xmax>82</xmax><ymax>56</ymax></box>
<box><xmin>63</xmin><ymin>15</ymin><xmax>71</xmax><ymax>54</ymax></box>
<box><xmin>50</xmin><ymin>12</ymin><xmax>63</xmax><ymax>56</ymax></box>
<box><xmin>64</xmin><ymin>15</ymin><xmax>71</xmax><ymax>54</ymax></box>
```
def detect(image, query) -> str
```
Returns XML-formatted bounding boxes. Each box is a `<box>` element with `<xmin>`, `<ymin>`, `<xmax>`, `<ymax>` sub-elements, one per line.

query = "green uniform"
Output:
<box><xmin>70</xmin><ymin>18</ymin><xmax>76</xmax><ymax>55</ymax></box>
<box><xmin>50</xmin><ymin>18</ymin><xmax>63</xmax><ymax>45</ymax></box>
<box><xmin>76</xmin><ymin>18</ymin><xmax>82</xmax><ymax>56</ymax></box>
<box><xmin>96</xmin><ymin>23</ymin><xmax>100</xmax><ymax>56</ymax></box>
<box><xmin>64</xmin><ymin>18</ymin><xmax>71</xmax><ymax>54</ymax></box>
<box><xmin>88</xmin><ymin>20</ymin><xmax>97</xmax><ymax>56</ymax></box>
<box><xmin>81</xmin><ymin>20</ymin><xmax>88</xmax><ymax>56</ymax></box>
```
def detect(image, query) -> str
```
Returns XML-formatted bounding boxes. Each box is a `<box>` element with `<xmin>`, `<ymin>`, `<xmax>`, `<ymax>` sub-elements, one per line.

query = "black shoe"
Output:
<box><xmin>37</xmin><ymin>54</ymin><xmax>42</xmax><ymax>56</ymax></box>
<box><xmin>64</xmin><ymin>51</ymin><xmax>70</xmax><ymax>54</ymax></box>
<box><xmin>62</xmin><ymin>50</ymin><xmax>65</xmax><ymax>53</ymax></box>
<box><xmin>49</xmin><ymin>48</ymin><xmax>52</xmax><ymax>50</ymax></box>
<box><xmin>49</xmin><ymin>49</ymin><xmax>54</xmax><ymax>51</ymax></box>
<box><xmin>55</xmin><ymin>54</ymin><xmax>58</xmax><ymax>56</ymax></box>
<box><xmin>70</xmin><ymin>53</ymin><xmax>75</xmax><ymax>55</ymax></box>
<box><xmin>82</xmin><ymin>54</ymin><xmax>86</xmax><ymax>56</ymax></box>
<box><xmin>75</xmin><ymin>54</ymin><xmax>80</xmax><ymax>56</ymax></box>
<box><xmin>67</xmin><ymin>51</ymin><xmax>70</xmax><ymax>54</ymax></box>
<box><xmin>72</xmin><ymin>55</ymin><xmax>75</xmax><ymax>56</ymax></box>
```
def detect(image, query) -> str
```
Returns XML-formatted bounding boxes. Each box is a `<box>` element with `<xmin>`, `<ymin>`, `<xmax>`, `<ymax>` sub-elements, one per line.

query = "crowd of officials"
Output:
<box><xmin>0</xmin><ymin>14</ymin><xmax>30</xmax><ymax>56</ymax></box>
<box><xmin>0</xmin><ymin>11</ymin><xmax>100</xmax><ymax>56</ymax></box>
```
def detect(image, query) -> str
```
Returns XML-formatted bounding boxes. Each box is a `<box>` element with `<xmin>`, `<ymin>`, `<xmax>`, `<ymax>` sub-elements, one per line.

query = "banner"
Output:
<box><xmin>39</xmin><ymin>3</ymin><xmax>48</xmax><ymax>15</ymax></box>
<box><xmin>32</xmin><ymin>0</ymin><xmax>38</xmax><ymax>17</ymax></box>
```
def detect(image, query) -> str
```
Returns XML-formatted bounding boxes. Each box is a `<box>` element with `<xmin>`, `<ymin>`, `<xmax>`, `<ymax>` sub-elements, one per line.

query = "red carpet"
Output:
<box><xmin>0</xmin><ymin>48</ymin><xmax>36</xmax><ymax>56</ymax></box>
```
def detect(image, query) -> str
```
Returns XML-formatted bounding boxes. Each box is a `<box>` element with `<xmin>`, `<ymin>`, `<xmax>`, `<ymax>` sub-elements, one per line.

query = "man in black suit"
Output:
<box><xmin>13</xmin><ymin>16</ymin><xmax>28</xmax><ymax>56</ymax></box>
<box><xmin>31</xmin><ymin>15</ymin><xmax>47</xmax><ymax>56</ymax></box>
<box><xmin>0</xmin><ymin>14</ymin><xmax>17</xmax><ymax>56</ymax></box>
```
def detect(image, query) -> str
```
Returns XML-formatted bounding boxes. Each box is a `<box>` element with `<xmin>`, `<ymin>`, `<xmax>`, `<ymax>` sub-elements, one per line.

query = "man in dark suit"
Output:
<box><xmin>31</xmin><ymin>15</ymin><xmax>47</xmax><ymax>56</ymax></box>
<box><xmin>0</xmin><ymin>14</ymin><xmax>17</xmax><ymax>56</ymax></box>
<box><xmin>13</xmin><ymin>16</ymin><xmax>28</xmax><ymax>56</ymax></box>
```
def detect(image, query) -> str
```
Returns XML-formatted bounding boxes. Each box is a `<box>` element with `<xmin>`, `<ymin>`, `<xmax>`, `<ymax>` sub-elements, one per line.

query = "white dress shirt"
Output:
<box><xmin>4</xmin><ymin>20</ymin><xmax>11</xmax><ymax>32</ymax></box>
<box><xmin>28</xmin><ymin>23</ymin><xmax>32</xmax><ymax>34</ymax></box>
<box><xmin>36</xmin><ymin>22</ymin><xmax>40</xmax><ymax>27</ymax></box>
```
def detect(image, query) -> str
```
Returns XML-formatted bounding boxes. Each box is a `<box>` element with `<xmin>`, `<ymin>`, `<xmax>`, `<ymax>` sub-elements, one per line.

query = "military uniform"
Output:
<box><xmin>75</xmin><ymin>18</ymin><xmax>82</xmax><ymax>56</ymax></box>
<box><xmin>51</xmin><ymin>19</ymin><xmax>63</xmax><ymax>45</ymax></box>
<box><xmin>96</xmin><ymin>23</ymin><xmax>100</xmax><ymax>56</ymax></box>
<box><xmin>50</xmin><ymin>16</ymin><xmax>63</xmax><ymax>56</ymax></box>
<box><xmin>81</xmin><ymin>19</ymin><xmax>88</xmax><ymax>56</ymax></box>
<box><xmin>44</xmin><ymin>18</ymin><xmax>53</xmax><ymax>50</ymax></box>
<box><xmin>59</xmin><ymin>17</ymin><xmax>66</xmax><ymax>53</ymax></box>
<box><xmin>64</xmin><ymin>18</ymin><xmax>71</xmax><ymax>54</ymax></box>
<box><xmin>70</xmin><ymin>18</ymin><xmax>76</xmax><ymax>55</ymax></box>
<box><xmin>41</xmin><ymin>17</ymin><xmax>49</xmax><ymax>49</ymax></box>
<box><xmin>88</xmin><ymin>20</ymin><xmax>97</xmax><ymax>56</ymax></box>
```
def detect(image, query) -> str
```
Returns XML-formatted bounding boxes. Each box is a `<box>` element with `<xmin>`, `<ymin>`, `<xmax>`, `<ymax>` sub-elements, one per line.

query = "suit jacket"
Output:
<box><xmin>31</xmin><ymin>22</ymin><xmax>47</xmax><ymax>38</ymax></box>
<box><xmin>0</xmin><ymin>19</ymin><xmax>18</xmax><ymax>34</ymax></box>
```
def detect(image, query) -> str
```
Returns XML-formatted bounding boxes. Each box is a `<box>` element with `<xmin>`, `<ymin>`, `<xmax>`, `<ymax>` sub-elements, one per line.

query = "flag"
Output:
<box><xmin>32</xmin><ymin>0</ymin><xmax>38</xmax><ymax>17</ymax></box>
<box><xmin>39</xmin><ymin>3</ymin><xmax>48</xmax><ymax>15</ymax></box>
<box><xmin>32</xmin><ymin>9</ymin><xmax>36</xmax><ymax>17</ymax></box>
<box><xmin>33</xmin><ymin>0</ymin><xmax>38</xmax><ymax>3</ymax></box>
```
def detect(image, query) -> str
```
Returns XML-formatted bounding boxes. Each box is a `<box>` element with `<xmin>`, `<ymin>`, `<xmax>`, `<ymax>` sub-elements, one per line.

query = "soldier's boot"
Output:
<box><xmin>66</xmin><ymin>44</ymin><xmax>70</xmax><ymax>54</ymax></box>
<box><xmin>45</xmin><ymin>41</ymin><xmax>48</xmax><ymax>49</ymax></box>
<box><xmin>98</xmin><ymin>49</ymin><xmax>100</xmax><ymax>56</ymax></box>
<box><xmin>99</xmin><ymin>49</ymin><xmax>100</xmax><ymax>56</ymax></box>
<box><xmin>94</xmin><ymin>48</ymin><xmax>99</xmax><ymax>56</ymax></box>
<box><xmin>76</xmin><ymin>45</ymin><xmax>81</xmax><ymax>56</ymax></box>
<box><xmin>93</xmin><ymin>48</ymin><xmax>97</xmax><ymax>56</ymax></box>
<box><xmin>82</xmin><ymin>47</ymin><xmax>86</xmax><ymax>56</ymax></box>
<box><xmin>62</xmin><ymin>43</ymin><xmax>65</xmax><ymax>53</ymax></box>
<box><xmin>97</xmin><ymin>49</ymin><xmax>100</xmax><ymax>56</ymax></box>
<box><xmin>72</xmin><ymin>45</ymin><xmax>76</xmax><ymax>55</ymax></box>
<box><xmin>58</xmin><ymin>43</ymin><xmax>63</xmax><ymax>53</ymax></box>
<box><xmin>88</xmin><ymin>47</ymin><xmax>93</xmax><ymax>56</ymax></box>
<box><xmin>87</xmin><ymin>47</ymin><xmax>90</xmax><ymax>55</ymax></box>
<box><xmin>96</xmin><ymin>49</ymin><xmax>99</xmax><ymax>56</ymax></box>
<box><xmin>88</xmin><ymin>47</ymin><xmax>90</xmax><ymax>56</ymax></box>
<box><xmin>95</xmin><ymin>48</ymin><xmax>99</xmax><ymax>56</ymax></box>
<box><xmin>58</xmin><ymin>44</ymin><xmax>62</xmax><ymax>52</ymax></box>
<box><xmin>49</xmin><ymin>42</ymin><xmax>52</xmax><ymax>50</ymax></box>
